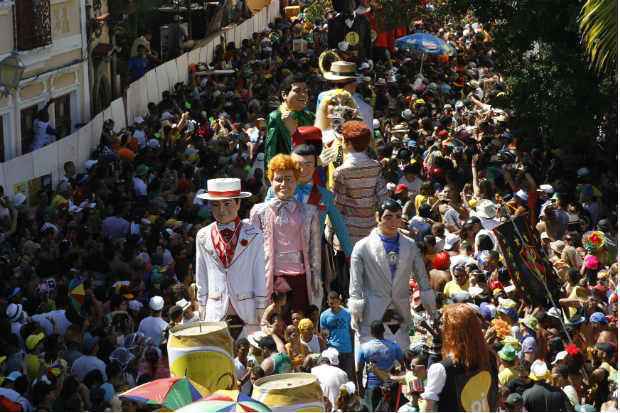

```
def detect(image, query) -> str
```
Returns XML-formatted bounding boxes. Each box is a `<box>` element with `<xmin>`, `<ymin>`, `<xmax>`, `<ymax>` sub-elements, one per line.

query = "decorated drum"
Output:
<box><xmin>167</xmin><ymin>322</ymin><xmax>235</xmax><ymax>393</ymax></box>
<box><xmin>252</xmin><ymin>373</ymin><xmax>325</xmax><ymax>412</ymax></box>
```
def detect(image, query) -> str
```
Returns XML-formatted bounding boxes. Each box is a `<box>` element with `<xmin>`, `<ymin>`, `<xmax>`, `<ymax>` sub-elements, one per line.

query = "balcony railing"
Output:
<box><xmin>14</xmin><ymin>0</ymin><xmax>53</xmax><ymax>51</ymax></box>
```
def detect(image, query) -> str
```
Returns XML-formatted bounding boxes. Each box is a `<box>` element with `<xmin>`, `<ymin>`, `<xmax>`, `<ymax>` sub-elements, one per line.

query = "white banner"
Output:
<box><xmin>188</xmin><ymin>47</ymin><xmax>201</xmax><ymax>65</ymax></box>
<box><xmin>33</xmin><ymin>141</ymin><xmax>59</xmax><ymax>178</ymax></box>
<box><xmin>111</xmin><ymin>98</ymin><xmax>126</xmax><ymax>130</ymax></box>
<box><xmin>90</xmin><ymin>112</ymin><xmax>104</xmax><ymax>153</ymax></box>
<box><xmin>57</xmin><ymin>131</ymin><xmax>79</xmax><ymax>176</ymax></box>
<box><xmin>176</xmin><ymin>53</ymin><xmax>189</xmax><ymax>84</ymax></box>
<box><xmin>4</xmin><ymin>153</ymin><xmax>34</xmax><ymax>196</ymax></box>
<box><xmin>77</xmin><ymin>123</ymin><xmax>94</xmax><ymax>166</ymax></box>
<box><xmin>145</xmin><ymin>69</ymin><xmax>160</xmax><ymax>104</ymax></box>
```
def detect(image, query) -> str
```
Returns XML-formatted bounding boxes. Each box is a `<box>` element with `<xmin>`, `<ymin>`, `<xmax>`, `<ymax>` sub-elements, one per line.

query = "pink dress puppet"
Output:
<box><xmin>250</xmin><ymin>154</ymin><xmax>323</xmax><ymax>313</ymax></box>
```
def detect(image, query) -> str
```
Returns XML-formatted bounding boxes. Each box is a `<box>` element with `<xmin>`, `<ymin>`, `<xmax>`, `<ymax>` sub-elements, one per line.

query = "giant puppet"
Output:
<box><xmin>195</xmin><ymin>178</ymin><xmax>267</xmax><ymax>339</ymax></box>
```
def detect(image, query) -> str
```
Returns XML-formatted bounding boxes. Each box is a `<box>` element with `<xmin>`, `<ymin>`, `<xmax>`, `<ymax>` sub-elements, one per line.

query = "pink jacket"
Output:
<box><xmin>249</xmin><ymin>199</ymin><xmax>323</xmax><ymax>307</ymax></box>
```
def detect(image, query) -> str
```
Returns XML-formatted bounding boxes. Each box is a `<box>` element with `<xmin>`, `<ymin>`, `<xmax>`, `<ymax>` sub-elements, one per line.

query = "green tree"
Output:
<box><xmin>442</xmin><ymin>0</ymin><xmax>616</xmax><ymax>158</ymax></box>
<box><xmin>579</xmin><ymin>0</ymin><xmax>618</xmax><ymax>76</ymax></box>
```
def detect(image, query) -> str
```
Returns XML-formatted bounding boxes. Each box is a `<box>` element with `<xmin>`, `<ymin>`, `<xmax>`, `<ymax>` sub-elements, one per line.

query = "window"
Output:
<box><xmin>52</xmin><ymin>93</ymin><xmax>71</xmax><ymax>138</ymax></box>
<box><xmin>20</xmin><ymin>105</ymin><xmax>38</xmax><ymax>154</ymax></box>
<box><xmin>15</xmin><ymin>0</ymin><xmax>52</xmax><ymax>51</ymax></box>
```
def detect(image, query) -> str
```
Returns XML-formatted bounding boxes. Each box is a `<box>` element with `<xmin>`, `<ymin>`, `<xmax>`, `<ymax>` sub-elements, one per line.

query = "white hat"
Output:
<box><xmin>13</xmin><ymin>193</ymin><xmax>26</xmax><ymax>207</ymax></box>
<box><xmin>128</xmin><ymin>300</ymin><xmax>144</xmax><ymax>312</ymax></box>
<box><xmin>321</xmin><ymin>347</ymin><xmax>340</xmax><ymax>365</ymax></box>
<box><xmin>161</xmin><ymin>112</ymin><xmax>175</xmax><ymax>121</ymax></box>
<box><xmin>85</xmin><ymin>159</ymin><xmax>98</xmax><ymax>170</ymax></box>
<box><xmin>176</xmin><ymin>298</ymin><xmax>191</xmax><ymax>311</ymax></box>
<box><xmin>476</xmin><ymin>199</ymin><xmax>498</xmax><ymax>219</ymax></box>
<box><xmin>147</xmin><ymin>139</ymin><xmax>161</xmax><ymax>149</ymax></box>
<box><xmin>529</xmin><ymin>359</ymin><xmax>550</xmax><ymax>381</ymax></box>
<box><xmin>515</xmin><ymin>189</ymin><xmax>528</xmax><ymax>202</ymax></box>
<box><xmin>247</xmin><ymin>331</ymin><xmax>267</xmax><ymax>348</ymax></box>
<box><xmin>540</xmin><ymin>231</ymin><xmax>551</xmax><ymax>241</ymax></box>
<box><xmin>551</xmin><ymin>350</ymin><xmax>568</xmax><ymax>365</ymax></box>
<box><xmin>538</xmin><ymin>184</ymin><xmax>554</xmax><ymax>194</ymax></box>
<box><xmin>323</xmin><ymin>61</ymin><xmax>359</xmax><ymax>82</ymax></box>
<box><xmin>197</xmin><ymin>178</ymin><xmax>252</xmax><ymax>201</ymax></box>
<box><xmin>134</xmin><ymin>116</ymin><xmax>145</xmax><ymax>124</ymax></box>
<box><xmin>444</xmin><ymin>233</ymin><xmax>461</xmax><ymax>251</ymax></box>
<box><xmin>6</xmin><ymin>303</ymin><xmax>23</xmax><ymax>322</ymax></box>
<box><xmin>372</xmin><ymin>119</ymin><xmax>380</xmax><ymax>129</ymax></box>
<box><xmin>149</xmin><ymin>296</ymin><xmax>164</xmax><ymax>311</ymax></box>
<box><xmin>341</xmin><ymin>381</ymin><xmax>356</xmax><ymax>395</ymax></box>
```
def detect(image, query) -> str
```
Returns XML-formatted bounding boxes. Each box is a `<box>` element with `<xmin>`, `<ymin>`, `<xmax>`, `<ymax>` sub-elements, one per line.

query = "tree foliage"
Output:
<box><xmin>579</xmin><ymin>0</ymin><xmax>618</xmax><ymax>76</ymax></box>
<box><xmin>442</xmin><ymin>0</ymin><xmax>616</xmax><ymax>156</ymax></box>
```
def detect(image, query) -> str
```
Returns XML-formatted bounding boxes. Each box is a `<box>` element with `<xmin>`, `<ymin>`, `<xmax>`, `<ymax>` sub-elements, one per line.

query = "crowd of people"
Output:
<box><xmin>0</xmin><ymin>1</ymin><xmax>617</xmax><ymax>412</ymax></box>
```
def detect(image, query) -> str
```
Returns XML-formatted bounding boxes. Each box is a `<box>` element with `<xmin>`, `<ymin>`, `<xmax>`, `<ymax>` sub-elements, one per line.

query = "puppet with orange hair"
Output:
<box><xmin>250</xmin><ymin>154</ymin><xmax>323</xmax><ymax>311</ymax></box>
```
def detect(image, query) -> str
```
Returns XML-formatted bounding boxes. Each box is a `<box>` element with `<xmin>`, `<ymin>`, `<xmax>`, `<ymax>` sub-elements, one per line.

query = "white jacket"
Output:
<box><xmin>195</xmin><ymin>222</ymin><xmax>267</xmax><ymax>332</ymax></box>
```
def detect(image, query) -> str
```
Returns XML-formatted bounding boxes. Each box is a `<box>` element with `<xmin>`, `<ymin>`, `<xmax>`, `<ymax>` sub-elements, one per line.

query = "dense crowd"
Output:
<box><xmin>0</xmin><ymin>2</ymin><xmax>617</xmax><ymax>412</ymax></box>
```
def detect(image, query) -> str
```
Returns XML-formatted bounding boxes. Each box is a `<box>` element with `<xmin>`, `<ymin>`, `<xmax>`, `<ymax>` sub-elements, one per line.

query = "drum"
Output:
<box><xmin>167</xmin><ymin>321</ymin><xmax>235</xmax><ymax>393</ymax></box>
<box><xmin>246</xmin><ymin>0</ymin><xmax>270</xmax><ymax>13</ymax></box>
<box><xmin>252</xmin><ymin>373</ymin><xmax>325</xmax><ymax>412</ymax></box>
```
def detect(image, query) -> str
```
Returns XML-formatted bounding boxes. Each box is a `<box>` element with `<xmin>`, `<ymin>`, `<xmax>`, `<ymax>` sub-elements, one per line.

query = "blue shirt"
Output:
<box><xmin>379</xmin><ymin>233</ymin><xmax>399</xmax><ymax>278</ymax></box>
<box><xmin>320</xmin><ymin>307</ymin><xmax>353</xmax><ymax>353</ymax></box>
<box><xmin>358</xmin><ymin>338</ymin><xmax>404</xmax><ymax>388</ymax></box>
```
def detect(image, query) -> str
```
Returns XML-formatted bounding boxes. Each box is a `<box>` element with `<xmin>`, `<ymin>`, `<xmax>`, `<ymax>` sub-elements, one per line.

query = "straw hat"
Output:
<box><xmin>323</xmin><ymin>61</ymin><xmax>360</xmax><ymax>82</ymax></box>
<box><xmin>197</xmin><ymin>178</ymin><xmax>252</xmax><ymax>201</ymax></box>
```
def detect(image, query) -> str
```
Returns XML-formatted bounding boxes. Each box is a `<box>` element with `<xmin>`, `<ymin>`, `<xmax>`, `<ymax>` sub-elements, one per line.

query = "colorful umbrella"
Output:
<box><xmin>395</xmin><ymin>32</ymin><xmax>456</xmax><ymax>56</ymax></box>
<box><xmin>119</xmin><ymin>377</ymin><xmax>208</xmax><ymax>411</ymax></box>
<box><xmin>68</xmin><ymin>277</ymin><xmax>86</xmax><ymax>315</ymax></box>
<box><xmin>176</xmin><ymin>390</ymin><xmax>272</xmax><ymax>412</ymax></box>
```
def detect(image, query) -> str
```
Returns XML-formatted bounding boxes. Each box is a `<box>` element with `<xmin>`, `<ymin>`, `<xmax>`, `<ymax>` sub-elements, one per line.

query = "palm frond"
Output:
<box><xmin>579</xmin><ymin>0</ymin><xmax>617</xmax><ymax>75</ymax></box>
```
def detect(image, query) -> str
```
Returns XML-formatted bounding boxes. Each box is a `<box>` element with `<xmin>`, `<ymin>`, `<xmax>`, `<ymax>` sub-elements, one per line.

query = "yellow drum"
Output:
<box><xmin>167</xmin><ymin>322</ymin><xmax>235</xmax><ymax>393</ymax></box>
<box><xmin>252</xmin><ymin>373</ymin><xmax>325</xmax><ymax>412</ymax></box>
<box><xmin>246</xmin><ymin>0</ymin><xmax>270</xmax><ymax>13</ymax></box>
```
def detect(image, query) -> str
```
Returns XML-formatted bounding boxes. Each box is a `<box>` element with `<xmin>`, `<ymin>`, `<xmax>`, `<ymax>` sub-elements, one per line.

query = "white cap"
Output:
<box><xmin>540</xmin><ymin>231</ymin><xmax>551</xmax><ymax>240</ymax></box>
<box><xmin>85</xmin><ymin>159</ymin><xmax>98</xmax><ymax>170</ymax></box>
<box><xmin>373</xmin><ymin>119</ymin><xmax>380</xmax><ymax>129</ymax></box>
<box><xmin>147</xmin><ymin>139</ymin><xmax>161</xmax><ymax>149</ymax></box>
<box><xmin>13</xmin><ymin>193</ymin><xmax>26</xmax><ymax>207</ymax></box>
<box><xmin>6</xmin><ymin>303</ymin><xmax>23</xmax><ymax>322</ymax></box>
<box><xmin>134</xmin><ymin>116</ymin><xmax>145</xmax><ymax>124</ymax></box>
<box><xmin>444</xmin><ymin>233</ymin><xmax>461</xmax><ymax>251</ymax></box>
<box><xmin>128</xmin><ymin>300</ymin><xmax>143</xmax><ymax>312</ymax></box>
<box><xmin>149</xmin><ymin>296</ymin><xmax>164</xmax><ymax>311</ymax></box>
<box><xmin>321</xmin><ymin>347</ymin><xmax>340</xmax><ymax>365</ymax></box>
<box><xmin>176</xmin><ymin>298</ymin><xmax>191</xmax><ymax>311</ymax></box>
<box><xmin>538</xmin><ymin>184</ymin><xmax>554</xmax><ymax>194</ymax></box>
<box><xmin>161</xmin><ymin>112</ymin><xmax>174</xmax><ymax>121</ymax></box>
<box><xmin>551</xmin><ymin>351</ymin><xmax>568</xmax><ymax>365</ymax></box>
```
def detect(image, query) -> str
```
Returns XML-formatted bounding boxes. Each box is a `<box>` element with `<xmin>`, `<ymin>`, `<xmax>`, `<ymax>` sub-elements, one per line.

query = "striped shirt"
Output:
<box><xmin>333</xmin><ymin>153</ymin><xmax>388</xmax><ymax>246</ymax></box>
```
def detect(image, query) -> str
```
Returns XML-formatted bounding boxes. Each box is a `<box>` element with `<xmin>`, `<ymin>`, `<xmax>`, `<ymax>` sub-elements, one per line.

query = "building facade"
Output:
<box><xmin>0</xmin><ymin>0</ymin><xmax>90</xmax><ymax>161</ymax></box>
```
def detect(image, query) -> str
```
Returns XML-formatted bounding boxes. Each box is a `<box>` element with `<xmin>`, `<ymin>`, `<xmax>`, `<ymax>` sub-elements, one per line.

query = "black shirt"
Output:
<box><xmin>522</xmin><ymin>382</ymin><xmax>572</xmax><ymax>412</ymax></box>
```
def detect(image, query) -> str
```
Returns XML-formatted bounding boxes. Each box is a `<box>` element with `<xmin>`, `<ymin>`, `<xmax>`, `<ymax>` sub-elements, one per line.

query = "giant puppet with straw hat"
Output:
<box><xmin>195</xmin><ymin>178</ymin><xmax>267</xmax><ymax>339</ymax></box>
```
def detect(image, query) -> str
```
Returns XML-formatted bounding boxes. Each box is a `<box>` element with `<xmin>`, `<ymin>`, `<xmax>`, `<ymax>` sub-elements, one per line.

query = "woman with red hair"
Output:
<box><xmin>421</xmin><ymin>303</ymin><xmax>498</xmax><ymax>411</ymax></box>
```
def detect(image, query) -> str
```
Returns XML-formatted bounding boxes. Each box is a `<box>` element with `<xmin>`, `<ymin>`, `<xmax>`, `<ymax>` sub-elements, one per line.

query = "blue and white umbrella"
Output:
<box><xmin>395</xmin><ymin>32</ymin><xmax>456</xmax><ymax>56</ymax></box>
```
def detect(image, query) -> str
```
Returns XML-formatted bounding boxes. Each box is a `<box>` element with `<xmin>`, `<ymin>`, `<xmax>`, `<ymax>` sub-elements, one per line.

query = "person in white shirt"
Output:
<box><xmin>32</xmin><ymin>104</ymin><xmax>57</xmax><ymax>151</ymax></box>
<box><xmin>311</xmin><ymin>348</ymin><xmax>349</xmax><ymax>411</ymax></box>
<box><xmin>137</xmin><ymin>296</ymin><xmax>168</xmax><ymax>346</ymax></box>
<box><xmin>71</xmin><ymin>335</ymin><xmax>108</xmax><ymax>381</ymax></box>
<box><xmin>398</xmin><ymin>164</ymin><xmax>424</xmax><ymax>198</ymax></box>
<box><xmin>133</xmin><ymin>165</ymin><xmax>149</xmax><ymax>197</ymax></box>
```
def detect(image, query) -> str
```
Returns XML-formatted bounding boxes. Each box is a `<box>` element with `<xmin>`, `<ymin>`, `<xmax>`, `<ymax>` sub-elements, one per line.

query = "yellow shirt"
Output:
<box><xmin>499</xmin><ymin>366</ymin><xmax>519</xmax><ymax>386</ymax></box>
<box><xmin>443</xmin><ymin>280</ymin><xmax>470</xmax><ymax>299</ymax></box>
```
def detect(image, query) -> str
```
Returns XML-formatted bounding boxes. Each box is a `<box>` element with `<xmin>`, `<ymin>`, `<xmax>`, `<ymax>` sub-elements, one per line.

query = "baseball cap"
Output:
<box><xmin>444</xmin><ymin>233</ymin><xmax>461</xmax><ymax>251</ymax></box>
<box><xmin>5</xmin><ymin>371</ymin><xmax>23</xmax><ymax>382</ymax></box>
<box><xmin>589</xmin><ymin>312</ymin><xmax>608</xmax><ymax>325</ymax></box>
<box><xmin>149</xmin><ymin>296</ymin><xmax>165</xmax><ymax>311</ymax></box>
<box><xmin>551</xmin><ymin>350</ymin><xmax>568</xmax><ymax>365</ymax></box>
<box><xmin>394</xmin><ymin>184</ymin><xmax>408</xmax><ymax>194</ymax></box>
<box><xmin>5</xmin><ymin>303</ymin><xmax>23</xmax><ymax>322</ymax></box>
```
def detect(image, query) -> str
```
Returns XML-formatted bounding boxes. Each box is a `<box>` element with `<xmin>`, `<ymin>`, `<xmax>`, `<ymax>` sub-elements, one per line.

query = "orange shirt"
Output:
<box><xmin>117</xmin><ymin>147</ymin><xmax>136</xmax><ymax>161</ymax></box>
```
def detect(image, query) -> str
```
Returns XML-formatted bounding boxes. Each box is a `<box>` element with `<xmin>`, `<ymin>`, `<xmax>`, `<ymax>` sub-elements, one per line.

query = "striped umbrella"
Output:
<box><xmin>176</xmin><ymin>390</ymin><xmax>272</xmax><ymax>412</ymax></box>
<box><xmin>119</xmin><ymin>377</ymin><xmax>208</xmax><ymax>411</ymax></box>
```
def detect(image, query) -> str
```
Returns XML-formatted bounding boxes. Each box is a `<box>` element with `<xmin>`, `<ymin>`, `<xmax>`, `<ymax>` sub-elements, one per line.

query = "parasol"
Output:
<box><xmin>68</xmin><ymin>277</ymin><xmax>86</xmax><ymax>316</ymax></box>
<box><xmin>176</xmin><ymin>390</ymin><xmax>272</xmax><ymax>412</ymax></box>
<box><xmin>119</xmin><ymin>377</ymin><xmax>208</xmax><ymax>411</ymax></box>
<box><xmin>396</xmin><ymin>32</ymin><xmax>456</xmax><ymax>74</ymax></box>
